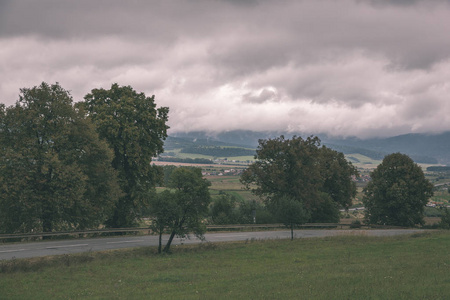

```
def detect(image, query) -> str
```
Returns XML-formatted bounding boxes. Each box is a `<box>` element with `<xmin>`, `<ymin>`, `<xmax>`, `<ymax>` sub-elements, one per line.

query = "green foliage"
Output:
<box><xmin>350</xmin><ymin>219</ymin><xmax>362</xmax><ymax>228</ymax></box>
<box><xmin>148</xmin><ymin>190</ymin><xmax>178</xmax><ymax>253</ymax></box>
<box><xmin>272</xmin><ymin>196</ymin><xmax>309</xmax><ymax>239</ymax></box>
<box><xmin>158</xmin><ymin>156</ymin><xmax>213</xmax><ymax>164</ymax></box>
<box><xmin>149</xmin><ymin>167</ymin><xmax>211</xmax><ymax>253</ymax></box>
<box><xmin>363</xmin><ymin>153</ymin><xmax>434</xmax><ymax>227</ymax></box>
<box><xmin>438</xmin><ymin>208</ymin><xmax>450</xmax><ymax>229</ymax></box>
<box><xmin>236</xmin><ymin>200</ymin><xmax>277</xmax><ymax>224</ymax></box>
<box><xmin>241</xmin><ymin>135</ymin><xmax>358</xmax><ymax>223</ymax></box>
<box><xmin>161</xmin><ymin>165</ymin><xmax>178</xmax><ymax>186</ymax></box>
<box><xmin>427</xmin><ymin>166</ymin><xmax>450</xmax><ymax>172</ymax></box>
<box><xmin>82</xmin><ymin>83</ymin><xmax>169</xmax><ymax>227</ymax></box>
<box><xmin>210</xmin><ymin>193</ymin><xmax>239</xmax><ymax>224</ymax></box>
<box><xmin>309</xmin><ymin>192</ymin><xmax>340</xmax><ymax>223</ymax></box>
<box><xmin>319</xmin><ymin>147</ymin><xmax>357</xmax><ymax>209</ymax></box>
<box><xmin>180</xmin><ymin>146</ymin><xmax>255</xmax><ymax>157</ymax></box>
<box><xmin>0</xmin><ymin>83</ymin><xmax>120</xmax><ymax>233</ymax></box>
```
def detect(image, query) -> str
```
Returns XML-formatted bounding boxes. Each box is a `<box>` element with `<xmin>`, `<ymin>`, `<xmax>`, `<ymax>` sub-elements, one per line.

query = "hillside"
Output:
<box><xmin>168</xmin><ymin>131</ymin><xmax>450</xmax><ymax>164</ymax></box>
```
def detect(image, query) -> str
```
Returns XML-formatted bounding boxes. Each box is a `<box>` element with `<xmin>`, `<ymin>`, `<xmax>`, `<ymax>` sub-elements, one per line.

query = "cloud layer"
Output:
<box><xmin>1</xmin><ymin>0</ymin><xmax>450</xmax><ymax>138</ymax></box>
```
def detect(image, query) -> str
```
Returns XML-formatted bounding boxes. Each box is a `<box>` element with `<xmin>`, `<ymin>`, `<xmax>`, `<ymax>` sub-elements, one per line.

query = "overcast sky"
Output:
<box><xmin>1</xmin><ymin>0</ymin><xmax>450</xmax><ymax>138</ymax></box>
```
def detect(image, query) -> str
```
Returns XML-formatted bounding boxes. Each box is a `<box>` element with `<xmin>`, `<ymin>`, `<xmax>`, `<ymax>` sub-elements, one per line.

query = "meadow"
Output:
<box><xmin>1</xmin><ymin>231</ymin><xmax>449</xmax><ymax>299</ymax></box>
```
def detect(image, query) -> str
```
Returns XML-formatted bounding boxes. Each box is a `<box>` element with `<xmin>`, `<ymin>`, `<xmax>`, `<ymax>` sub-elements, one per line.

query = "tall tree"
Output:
<box><xmin>241</xmin><ymin>135</ymin><xmax>358</xmax><ymax>223</ymax></box>
<box><xmin>363</xmin><ymin>153</ymin><xmax>433</xmax><ymax>227</ymax></box>
<box><xmin>0</xmin><ymin>83</ymin><xmax>120</xmax><ymax>233</ymax></box>
<box><xmin>82</xmin><ymin>84</ymin><xmax>169</xmax><ymax>227</ymax></box>
<box><xmin>149</xmin><ymin>167</ymin><xmax>211</xmax><ymax>253</ymax></box>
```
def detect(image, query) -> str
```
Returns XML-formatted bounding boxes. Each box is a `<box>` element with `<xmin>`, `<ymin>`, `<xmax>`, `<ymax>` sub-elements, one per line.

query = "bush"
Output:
<box><xmin>350</xmin><ymin>219</ymin><xmax>362</xmax><ymax>229</ymax></box>
<box><xmin>438</xmin><ymin>209</ymin><xmax>450</xmax><ymax>229</ymax></box>
<box><xmin>210</xmin><ymin>194</ymin><xmax>238</xmax><ymax>224</ymax></box>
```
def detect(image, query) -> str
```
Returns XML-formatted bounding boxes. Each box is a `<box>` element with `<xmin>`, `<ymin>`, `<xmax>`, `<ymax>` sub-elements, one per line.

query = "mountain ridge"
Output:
<box><xmin>168</xmin><ymin>130</ymin><xmax>450</xmax><ymax>165</ymax></box>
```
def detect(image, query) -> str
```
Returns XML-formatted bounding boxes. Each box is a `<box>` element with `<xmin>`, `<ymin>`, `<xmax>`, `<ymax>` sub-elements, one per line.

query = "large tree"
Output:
<box><xmin>150</xmin><ymin>167</ymin><xmax>211</xmax><ymax>253</ymax></box>
<box><xmin>82</xmin><ymin>84</ymin><xmax>169</xmax><ymax>227</ymax></box>
<box><xmin>363</xmin><ymin>153</ymin><xmax>433</xmax><ymax>227</ymax></box>
<box><xmin>240</xmin><ymin>135</ymin><xmax>358</xmax><ymax>223</ymax></box>
<box><xmin>0</xmin><ymin>82</ymin><xmax>120</xmax><ymax>233</ymax></box>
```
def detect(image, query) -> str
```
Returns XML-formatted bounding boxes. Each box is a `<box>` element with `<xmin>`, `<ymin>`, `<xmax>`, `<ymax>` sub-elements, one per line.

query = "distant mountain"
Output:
<box><xmin>169</xmin><ymin>131</ymin><xmax>450</xmax><ymax>164</ymax></box>
<box><xmin>169</xmin><ymin>130</ymin><xmax>279</xmax><ymax>148</ymax></box>
<box><xmin>163</xmin><ymin>135</ymin><xmax>254</xmax><ymax>150</ymax></box>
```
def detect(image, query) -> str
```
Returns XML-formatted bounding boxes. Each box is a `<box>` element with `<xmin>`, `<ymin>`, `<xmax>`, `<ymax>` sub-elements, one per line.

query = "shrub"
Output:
<box><xmin>350</xmin><ymin>219</ymin><xmax>362</xmax><ymax>229</ymax></box>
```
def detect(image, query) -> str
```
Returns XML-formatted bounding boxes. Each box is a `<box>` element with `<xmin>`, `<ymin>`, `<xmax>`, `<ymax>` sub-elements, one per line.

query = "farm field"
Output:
<box><xmin>208</xmin><ymin>175</ymin><xmax>259</xmax><ymax>203</ymax></box>
<box><xmin>1</xmin><ymin>231</ymin><xmax>449</xmax><ymax>299</ymax></box>
<box><xmin>155</xmin><ymin>153</ymin><xmax>450</xmax><ymax>209</ymax></box>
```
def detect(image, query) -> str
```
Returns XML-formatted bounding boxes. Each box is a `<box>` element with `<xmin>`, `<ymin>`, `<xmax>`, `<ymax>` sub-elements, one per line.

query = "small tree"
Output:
<box><xmin>363</xmin><ymin>153</ymin><xmax>433</xmax><ymax>227</ymax></box>
<box><xmin>150</xmin><ymin>167</ymin><xmax>211</xmax><ymax>253</ymax></box>
<box><xmin>438</xmin><ymin>208</ymin><xmax>450</xmax><ymax>229</ymax></box>
<box><xmin>272</xmin><ymin>196</ymin><xmax>309</xmax><ymax>240</ymax></box>
<box><xmin>210</xmin><ymin>193</ymin><xmax>238</xmax><ymax>224</ymax></box>
<box><xmin>149</xmin><ymin>190</ymin><xmax>178</xmax><ymax>253</ymax></box>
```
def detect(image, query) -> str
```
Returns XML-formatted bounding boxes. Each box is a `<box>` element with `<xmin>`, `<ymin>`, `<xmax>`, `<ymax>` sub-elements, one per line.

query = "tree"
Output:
<box><xmin>81</xmin><ymin>84</ymin><xmax>169</xmax><ymax>227</ymax></box>
<box><xmin>0</xmin><ymin>82</ymin><xmax>120</xmax><ymax>233</ymax></box>
<box><xmin>273</xmin><ymin>196</ymin><xmax>309</xmax><ymax>240</ymax></box>
<box><xmin>363</xmin><ymin>153</ymin><xmax>434</xmax><ymax>227</ymax></box>
<box><xmin>210</xmin><ymin>193</ymin><xmax>238</xmax><ymax>225</ymax></box>
<box><xmin>241</xmin><ymin>135</ymin><xmax>358</xmax><ymax>223</ymax></box>
<box><xmin>438</xmin><ymin>208</ymin><xmax>450</xmax><ymax>229</ymax></box>
<box><xmin>319</xmin><ymin>147</ymin><xmax>357</xmax><ymax>210</ymax></box>
<box><xmin>149</xmin><ymin>190</ymin><xmax>178</xmax><ymax>253</ymax></box>
<box><xmin>149</xmin><ymin>167</ymin><xmax>211</xmax><ymax>253</ymax></box>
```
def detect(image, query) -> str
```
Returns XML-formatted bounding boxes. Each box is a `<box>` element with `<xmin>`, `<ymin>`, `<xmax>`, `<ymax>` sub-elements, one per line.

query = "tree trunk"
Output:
<box><xmin>158</xmin><ymin>232</ymin><xmax>162</xmax><ymax>254</ymax></box>
<box><xmin>163</xmin><ymin>230</ymin><xmax>177</xmax><ymax>253</ymax></box>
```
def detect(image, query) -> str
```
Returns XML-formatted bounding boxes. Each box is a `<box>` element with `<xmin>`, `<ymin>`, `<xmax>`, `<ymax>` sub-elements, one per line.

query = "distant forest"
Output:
<box><xmin>170</xmin><ymin>131</ymin><xmax>449</xmax><ymax>165</ymax></box>
<box><xmin>426</xmin><ymin>166</ymin><xmax>450</xmax><ymax>172</ymax></box>
<box><xmin>157</xmin><ymin>157</ymin><xmax>213</xmax><ymax>164</ymax></box>
<box><xmin>180</xmin><ymin>146</ymin><xmax>255</xmax><ymax>157</ymax></box>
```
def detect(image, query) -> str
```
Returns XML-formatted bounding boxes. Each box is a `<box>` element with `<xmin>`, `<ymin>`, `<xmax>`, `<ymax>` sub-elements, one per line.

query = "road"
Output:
<box><xmin>0</xmin><ymin>229</ymin><xmax>424</xmax><ymax>260</ymax></box>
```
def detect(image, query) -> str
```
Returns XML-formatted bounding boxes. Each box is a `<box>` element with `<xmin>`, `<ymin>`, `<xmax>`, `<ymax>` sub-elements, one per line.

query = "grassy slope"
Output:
<box><xmin>1</xmin><ymin>231</ymin><xmax>450</xmax><ymax>299</ymax></box>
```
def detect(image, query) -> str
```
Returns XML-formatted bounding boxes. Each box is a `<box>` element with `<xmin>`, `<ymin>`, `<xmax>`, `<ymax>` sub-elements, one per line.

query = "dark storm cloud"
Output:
<box><xmin>1</xmin><ymin>0</ymin><xmax>450</xmax><ymax>137</ymax></box>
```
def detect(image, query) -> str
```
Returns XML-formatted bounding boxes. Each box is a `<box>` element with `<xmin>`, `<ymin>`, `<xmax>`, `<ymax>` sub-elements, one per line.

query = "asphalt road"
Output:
<box><xmin>0</xmin><ymin>229</ymin><xmax>424</xmax><ymax>260</ymax></box>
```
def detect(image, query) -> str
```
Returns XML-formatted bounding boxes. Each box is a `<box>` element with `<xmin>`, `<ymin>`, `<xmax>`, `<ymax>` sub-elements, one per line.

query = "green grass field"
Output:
<box><xmin>208</xmin><ymin>175</ymin><xmax>259</xmax><ymax>203</ymax></box>
<box><xmin>1</xmin><ymin>231</ymin><xmax>450</xmax><ymax>299</ymax></box>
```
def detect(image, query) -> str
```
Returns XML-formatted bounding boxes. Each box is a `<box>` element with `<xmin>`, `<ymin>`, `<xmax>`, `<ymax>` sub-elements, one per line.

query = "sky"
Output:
<box><xmin>1</xmin><ymin>0</ymin><xmax>450</xmax><ymax>138</ymax></box>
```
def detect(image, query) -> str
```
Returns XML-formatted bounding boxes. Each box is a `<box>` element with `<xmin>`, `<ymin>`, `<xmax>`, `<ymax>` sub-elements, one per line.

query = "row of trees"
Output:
<box><xmin>180</xmin><ymin>146</ymin><xmax>255</xmax><ymax>157</ymax></box>
<box><xmin>239</xmin><ymin>134</ymin><xmax>434</xmax><ymax>228</ymax></box>
<box><xmin>0</xmin><ymin>82</ymin><xmax>169</xmax><ymax>233</ymax></box>
<box><xmin>0</xmin><ymin>82</ymin><xmax>435</xmax><ymax>247</ymax></box>
<box><xmin>240</xmin><ymin>135</ymin><xmax>434</xmax><ymax>228</ymax></box>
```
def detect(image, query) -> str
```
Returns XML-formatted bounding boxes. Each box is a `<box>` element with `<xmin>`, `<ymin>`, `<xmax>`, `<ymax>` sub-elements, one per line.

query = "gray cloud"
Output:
<box><xmin>1</xmin><ymin>0</ymin><xmax>450</xmax><ymax>138</ymax></box>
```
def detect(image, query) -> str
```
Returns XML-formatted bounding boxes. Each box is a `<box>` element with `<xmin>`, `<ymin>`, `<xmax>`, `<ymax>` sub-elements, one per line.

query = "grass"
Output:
<box><xmin>345</xmin><ymin>153</ymin><xmax>382</xmax><ymax>169</ymax></box>
<box><xmin>209</xmin><ymin>175</ymin><xmax>259</xmax><ymax>203</ymax></box>
<box><xmin>1</xmin><ymin>231</ymin><xmax>450</xmax><ymax>299</ymax></box>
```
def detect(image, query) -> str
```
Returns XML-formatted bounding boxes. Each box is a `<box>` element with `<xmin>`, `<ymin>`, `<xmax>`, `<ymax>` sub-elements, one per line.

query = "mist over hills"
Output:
<box><xmin>168</xmin><ymin>131</ymin><xmax>450</xmax><ymax>165</ymax></box>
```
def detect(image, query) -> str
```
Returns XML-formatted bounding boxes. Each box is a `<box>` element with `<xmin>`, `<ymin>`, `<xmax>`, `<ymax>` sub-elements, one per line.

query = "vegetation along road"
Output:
<box><xmin>0</xmin><ymin>229</ymin><xmax>424</xmax><ymax>260</ymax></box>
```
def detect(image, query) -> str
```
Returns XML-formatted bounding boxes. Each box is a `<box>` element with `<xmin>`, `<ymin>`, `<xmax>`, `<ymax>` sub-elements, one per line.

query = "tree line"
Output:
<box><xmin>180</xmin><ymin>146</ymin><xmax>255</xmax><ymax>157</ymax></box>
<box><xmin>157</xmin><ymin>156</ymin><xmax>213</xmax><ymax>164</ymax></box>
<box><xmin>0</xmin><ymin>82</ymin><xmax>436</xmax><ymax>252</ymax></box>
<box><xmin>0</xmin><ymin>82</ymin><xmax>169</xmax><ymax>233</ymax></box>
